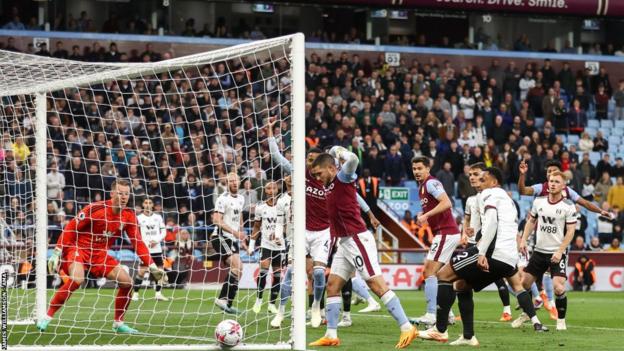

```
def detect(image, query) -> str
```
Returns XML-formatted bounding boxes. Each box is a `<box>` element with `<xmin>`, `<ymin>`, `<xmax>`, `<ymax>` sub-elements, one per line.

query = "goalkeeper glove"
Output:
<box><xmin>47</xmin><ymin>248</ymin><xmax>62</xmax><ymax>274</ymax></box>
<box><xmin>149</xmin><ymin>263</ymin><xmax>166</xmax><ymax>282</ymax></box>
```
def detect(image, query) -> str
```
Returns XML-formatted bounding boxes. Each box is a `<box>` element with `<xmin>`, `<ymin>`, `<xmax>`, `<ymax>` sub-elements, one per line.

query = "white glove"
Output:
<box><xmin>329</xmin><ymin>146</ymin><xmax>348</xmax><ymax>160</ymax></box>
<box><xmin>48</xmin><ymin>248</ymin><xmax>62</xmax><ymax>273</ymax></box>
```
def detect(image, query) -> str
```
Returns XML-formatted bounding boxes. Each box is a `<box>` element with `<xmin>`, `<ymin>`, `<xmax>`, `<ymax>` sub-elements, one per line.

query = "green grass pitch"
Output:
<box><xmin>8</xmin><ymin>289</ymin><xmax>624</xmax><ymax>350</ymax></box>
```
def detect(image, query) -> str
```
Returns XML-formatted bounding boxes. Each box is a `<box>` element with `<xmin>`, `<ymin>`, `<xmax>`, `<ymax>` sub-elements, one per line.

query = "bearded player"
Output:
<box><xmin>37</xmin><ymin>179</ymin><xmax>165</xmax><ymax>334</ymax></box>
<box><xmin>410</xmin><ymin>156</ymin><xmax>461</xmax><ymax>326</ymax></box>
<box><xmin>309</xmin><ymin>147</ymin><xmax>417</xmax><ymax>348</ymax></box>
<box><xmin>267</xmin><ymin>120</ymin><xmax>378</xmax><ymax>328</ymax></box>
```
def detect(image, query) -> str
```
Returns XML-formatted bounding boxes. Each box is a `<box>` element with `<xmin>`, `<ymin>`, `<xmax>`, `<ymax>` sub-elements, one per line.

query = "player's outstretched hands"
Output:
<box><xmin>47</xmin><ymin>247</ymin><xmax>62</xmax><ymax>273</ymax></box>
<box><xmin>518</xmin><ymin>159</ymin><xmax>528</xmax><ymax>175</ymax></box>
<box><xmin>149</xmin><ymin>263</ymin><xmax>166</xmax><ymax>281</ymax></box>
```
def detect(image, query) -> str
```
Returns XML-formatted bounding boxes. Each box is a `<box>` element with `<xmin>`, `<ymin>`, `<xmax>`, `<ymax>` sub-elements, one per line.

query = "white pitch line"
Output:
<box><xmin>351</xmin><ymin>312</ymin><xmax>624</xmax><ymax>332</ymax></box>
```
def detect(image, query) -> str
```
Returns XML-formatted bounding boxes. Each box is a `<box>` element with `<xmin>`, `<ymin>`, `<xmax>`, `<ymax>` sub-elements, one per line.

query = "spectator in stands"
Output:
<box><xmin>552</xmin><ymin>98</ymin><xmax>568</xmax><ymax>133</ymax></box>
<box><xmin>579</xmin><ymin>152</ymin><xmax>597</xmax><ymax>181</ymax></box>
<box><xmin>12</xmin><ymin>136</ymin><xmax>30</xmax><ymax>164</ymax></box>
<box><xmin>46</xmin><ymin>161</ymin><xmax>65</xmax><ymax>200</ymax></box>
<box><xmin>168</xmin><ymin>228</ymin><xmax>195</xmax><ymax>286</ymax></box>
<box><xmin>435</xmin><ymin>161</ymin><xmax>455</xmax><ymax>197</ymax></box>
<box><xmin>401</xmin><ymin>210</ymin><xmax>418</xmax><ymax>235</ymax></box>
<box><xmin>457</xmin><ymin>165</ymin><xmax>474</xmax><ymax>209</ymax></box>
<box><xmin>541</xmin><ymin>87</ymin><xmax>557</xmax><ymax>122</ymax></box>
<box><xmin>570</xmin><ymin>236</ymin><xmax>587</xmax><ymax>251</ymax></box>
<box><xmin>3</xmin><ymin>11</ymin><xmax>25</xmax><ymax>30</ymax></box>
<box><xmin>357</xmin><ymin>168</ymin><xmax>380</xmax><ymax>211</ymax></box>
<box><xmin>573</xmin><ymin>255</ymin><xmax>595</xmax><ymax>291</ymax></box>
<box><xmin>613</xmin><ymin>158</ymin><xmax>624</xmax><ymax>179</ymax></box>
<box><xmin>594</xmin><ymin>85</ymin><xmax>610</xmax><ymax>120</ymax></box>
<box><xmin>594</xmin><ymin>172</ymin><xmax>612</xmax><ymax>203</ymax></box>
<box><xmin>568</xmin><ymin>99</ymin><xmax>587</xmax><ymax>134</ymax></box>
<box><xmin>606</xmin><ymin>237</ymin><xmax>622</xmax><ymax>252</ymax></box>
<box><xmin>587</xmin><ymin>236</ymin><xmax>602</xmax><ymax>251</ymax></box>
<box><xmin>592</xmin><ymin>130</ymin><xmax>609</xmax><ymax>152</ymax></box>
<box><xmin>597</xmin><ymin>202</ymin><xmax>616</xmax><ymax>245</ymax></box>
<box><xmin>596</xmin><ymin>154</ymin><xmax>612</xmax><ymax>179</ymax></box>
<box><xmin>383</xmin><ymin>144</ymin><xmax>405</xmax><ymax>185</ymax></box>
<box><xmin>614</xmin><ymin>80</ymin><xmax>624</xmax><ymax>120</ymax></box>
<box><xmin>52</xmin><ymin>41</ymin><xmax>69</xmax><ymax>59</ymax></box>
<box><xmin>607</xmin><ymin>176</ymin><xmax>624</xmax><ymax>209</ymax></box>
<box><xmin>574</xmin><ymin>132</ymin><xmax>594</xmax><ymax>152</ymax></box>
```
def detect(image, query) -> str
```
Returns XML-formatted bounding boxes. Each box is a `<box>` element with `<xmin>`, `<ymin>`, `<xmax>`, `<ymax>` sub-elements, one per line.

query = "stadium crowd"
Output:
<box><xmin>1</xmin><ymin>34</ymin><xmax>624</xmax><ymax>274</ymax></box>
<box><xmin>2</xmin><ymin>5</ymin><xmax>624</xmax><ymax>55</ymax></box>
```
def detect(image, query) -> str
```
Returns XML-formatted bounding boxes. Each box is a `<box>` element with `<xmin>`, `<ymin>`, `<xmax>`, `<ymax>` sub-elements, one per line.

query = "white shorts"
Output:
<box><xmin>306</xmin><ymin>228</ymin><xmax>331</xmax><ymax>265</ymax></box>
<box><xmin>426</xmin><ymin>234</ymin><xmax>461</xmax><ymax>263</ymax></box>
<box><xmin>330</xmin><ymin>231</ymin><xmax>382</xmax><ymax>281</ymax></box>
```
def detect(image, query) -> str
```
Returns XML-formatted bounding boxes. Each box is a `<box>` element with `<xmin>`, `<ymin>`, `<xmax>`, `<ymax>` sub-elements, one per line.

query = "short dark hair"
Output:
<box><xmin>545</xmin><ymin>160</ymin><xmax>562</xmax><ymax>170</ymax></box>
<box><xmin>311</xmin><ymin>153</ymin><xmax>335</xmax><ymax>169</ymax></box>
<box><xmin>307</xmin><ymin>147</ymin><xmax>322</xmax><ymax>155</ymax></box>
<box><xmin>485</xmin><ymin>167</ymin><xmax>503</xmax><ymax>186</ymax></box>
<box><xmin>411</xmin><ymin>156</ymin><xmax>430</xmax><ymax>167</ymax></box>
<box><xmin>111</xmin><ymin>179</ymin><xmax>130</xmax><ymax>190</ymax></box>
<box><xmin>469</xmin><ymin>162</ymin><xmax>486</xmax><ymax>171</ymax></box>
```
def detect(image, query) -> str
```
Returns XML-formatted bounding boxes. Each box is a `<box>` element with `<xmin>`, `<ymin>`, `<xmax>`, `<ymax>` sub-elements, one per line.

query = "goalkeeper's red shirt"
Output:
<box><xmin>55</xmin><ymin>200</ymin><xmax>153</xmax><ymax>266</ymax></box>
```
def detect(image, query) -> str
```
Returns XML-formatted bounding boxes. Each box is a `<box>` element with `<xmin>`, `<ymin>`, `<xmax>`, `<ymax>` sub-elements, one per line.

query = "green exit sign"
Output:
<box><xmin>380</xmin><ymin>187</ymin><xmax>409</xmax><ymax>201</ymax></box>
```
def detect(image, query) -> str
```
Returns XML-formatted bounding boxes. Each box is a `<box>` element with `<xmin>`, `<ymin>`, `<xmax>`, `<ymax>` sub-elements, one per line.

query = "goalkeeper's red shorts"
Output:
<box><xmin>61</xmin><ymin>248</ymin><xmax>120</xmax><ymax>278</ymax></box>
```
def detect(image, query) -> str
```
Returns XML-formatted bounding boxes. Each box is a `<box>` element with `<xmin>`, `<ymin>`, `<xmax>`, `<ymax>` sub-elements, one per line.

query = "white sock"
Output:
<box><xmin>43</xmin><ymin>315</ymin><xmax>52</xmax><ymax>321</ymax></box>
<box><xmin>312</xmin><ymin>301</ymin><xmax>320</xmax><ymax>309</ymax></box>
<box><xmin>279</xmin><ymin>304</ymin><xmax>286</xmax><ymax>314</ymax></box>
<box><xmin>343</xmin><ymin>311</ymin><xmax>350</xmax><ymax>319</ymax></box>
<box><xmin>400</xmin><ymin>322</ymin><xmax>412</xmax><ymax>332</ymax></box>
<box><xmin>503</xmin><ymin>306</ymin><xmax>511</xmax><ymax>314</ymax></box>
<box><xmin>531</xmin><ymin>316</ymin><xmax>541</xmax><ymax>324</ymax></box>
<box><xmin>112</xmin><ymin>321</ymin><xmax>124</xmax><ymax>328</ymax></box>
<box><xmin>326</xmin><ymin>328</ymin><xmax>337</xmax><ymax>339</ymax></box>
<box><xmin>367</xmin><ymin>297</ymin><xmax>377</xmax><ymax>305</ymax></box>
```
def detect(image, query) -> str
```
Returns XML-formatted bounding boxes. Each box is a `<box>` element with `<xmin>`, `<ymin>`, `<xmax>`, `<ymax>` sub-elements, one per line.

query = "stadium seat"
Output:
<box><xmin>587</xmin><ymin>120</ymin><xmax>600</xmax><ymax>128</ymax></box>
<box><xmin>567</xmin><ymin>135</ymin><xmax>580</xmax><ymax>144</ymax></box>
<box><xmin>600</xmin><ymin>120</ymin><xmax>614</xmax><ymax>128</ymax></box>
<box><xmin>590</xmin><ymin>152</ymin><xmax>601</xmax><ymax>164</ymax></box>
<box><xmin>612</xmin><ymin>128</ymin><xmax>624</xmax><ymax>136</ymax></box>
<box><xmin>615</xmin><ymin>120</ymin><xmax>624</xmax><ymax>129</ymax></box>
<box><xmin>585</xmin><ymin>127</ymin><xmax>597</xmax><ymax>136</ymax></box>
<box><xmin>608</xmin><ymin>136</ymin><xmax>621</xmax><ymax>145</ymax></box>
<box><xmin>557</xmin><ymin>134</ymin><xmax>567</xmax><ymax>143</ymax></box>
<box><xmin>535</xmin><ymin>117</ymin><xmax>545</xmax><ymax>128</ymax></box>
<box><xmin>598</xmin><ymin>128</ymin><xmax>611</xmax><ymax>136</ymax></box>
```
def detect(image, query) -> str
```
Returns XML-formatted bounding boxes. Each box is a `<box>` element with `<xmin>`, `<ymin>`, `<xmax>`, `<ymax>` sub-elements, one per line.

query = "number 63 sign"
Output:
<box><xmin>385</xmin><ymin>52</ymin><xmax>400</xmax><ymax>67</ymax></box>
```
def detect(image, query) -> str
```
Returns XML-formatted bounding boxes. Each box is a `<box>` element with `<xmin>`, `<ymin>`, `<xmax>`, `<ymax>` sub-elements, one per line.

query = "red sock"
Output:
<box><xmin>114</xmin><ymin>286</ymin><xmax>133</xmax><ymax>322</ymax></box>
<box><xmin>47</xmin><ymin>280</ymin><xmax>81</xmax><ymax>318</ymax></box>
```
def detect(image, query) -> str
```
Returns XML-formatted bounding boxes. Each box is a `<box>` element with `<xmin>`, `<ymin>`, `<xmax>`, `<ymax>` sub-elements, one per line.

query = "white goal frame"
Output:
<box><xmin>3</xmin><ymin>33</ymin><xmax>307</xmax><ymax>351</ymax></box>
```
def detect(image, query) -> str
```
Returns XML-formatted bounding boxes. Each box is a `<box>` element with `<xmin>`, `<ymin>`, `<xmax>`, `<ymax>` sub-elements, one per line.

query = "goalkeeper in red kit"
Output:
<box><xmin>36</xmin><ymin>179</ymin><xmax>165</xmax><ymax>334</ymax></box>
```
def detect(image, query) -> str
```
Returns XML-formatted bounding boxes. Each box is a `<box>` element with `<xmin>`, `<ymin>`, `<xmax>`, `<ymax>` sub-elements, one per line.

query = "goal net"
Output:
<box><xmin>0</xmin><ymin>34</ymin><xmax>306</xmax><ymax>350</ymax></box>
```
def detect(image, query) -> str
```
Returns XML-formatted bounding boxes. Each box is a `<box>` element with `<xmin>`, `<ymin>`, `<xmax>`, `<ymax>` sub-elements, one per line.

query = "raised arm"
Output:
<box><xmin>518</xmin><ymin>160</ymin><xmax>535</xmax><ymax>196</ymax></box>
<box><xmin>330</xmin><ymin>146</ymin><xmax>359</xmax><ymax>181</ymax></box>
<box><xmin>267</xmin><ymin>119</ymin><xmax>292</xmax><ymax>174</ymax></box>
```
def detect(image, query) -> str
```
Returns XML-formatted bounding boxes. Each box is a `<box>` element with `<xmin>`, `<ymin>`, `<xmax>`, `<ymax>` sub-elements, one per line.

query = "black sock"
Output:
<box><xmin>308</xmin><ymin>294</ymin><xmax>314</xmax><ymax>308</ymax></box>
<box><xmin>457</xmin><ymin>290</ymin><xmax>474</xmax><ymax>340</ymax></box>
<box><xmin>435</xmin><ymin>281</ymin><xmax>456</xmax><ymax>333</ymax></box>
<box><xmin>270</xmin><ymin>271</ymin><xmax>281</xmax><ymax>305</ymax></box>
<box><xmin>155</xmin><ymin>283</ymin><xmax>162</xmax><ymax>292</ymax></box>
<box><xmin>257</xmin><ymin>268</ymin><xmax>268</xmax><ymax>300</ymax></box>
<box><xmin>517</xmin><ymin>290</ymin><xmax>536</xmax><ymax>318</ymax></box>
<box><xmin>342</xmin><ymin>279</ymin><xmax>352</xmax><ymax>313</ymax></box>
<box><xmin>555</xmin><ymin>293</ymin><xmax>567</xmax><ymax>319</ymax></box>
<box><xmin>133</xmin><ymin>276</ymin><xmax>143</xmax><ymax>293</ymax></box>
<box><xmin>226</xmin><ymin>272</ymin><xmax>239</xmax><ymax>307</ymax></box>
<box><xmin>320</xmin><ymin>288</ymin><xmax>326</xmax><ymax>310</ymax></box>
<box><xmin>495</xmin><ymin>279</ymin><xmax>510</xmax><ymax>307</ymax></box>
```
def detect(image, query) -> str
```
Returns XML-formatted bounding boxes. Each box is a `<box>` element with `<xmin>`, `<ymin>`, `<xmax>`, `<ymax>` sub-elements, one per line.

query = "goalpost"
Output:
<box><xmin>0</xmin><ymin>34</ymin><xmax>306</xmax><ymax>350</ymax></box>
